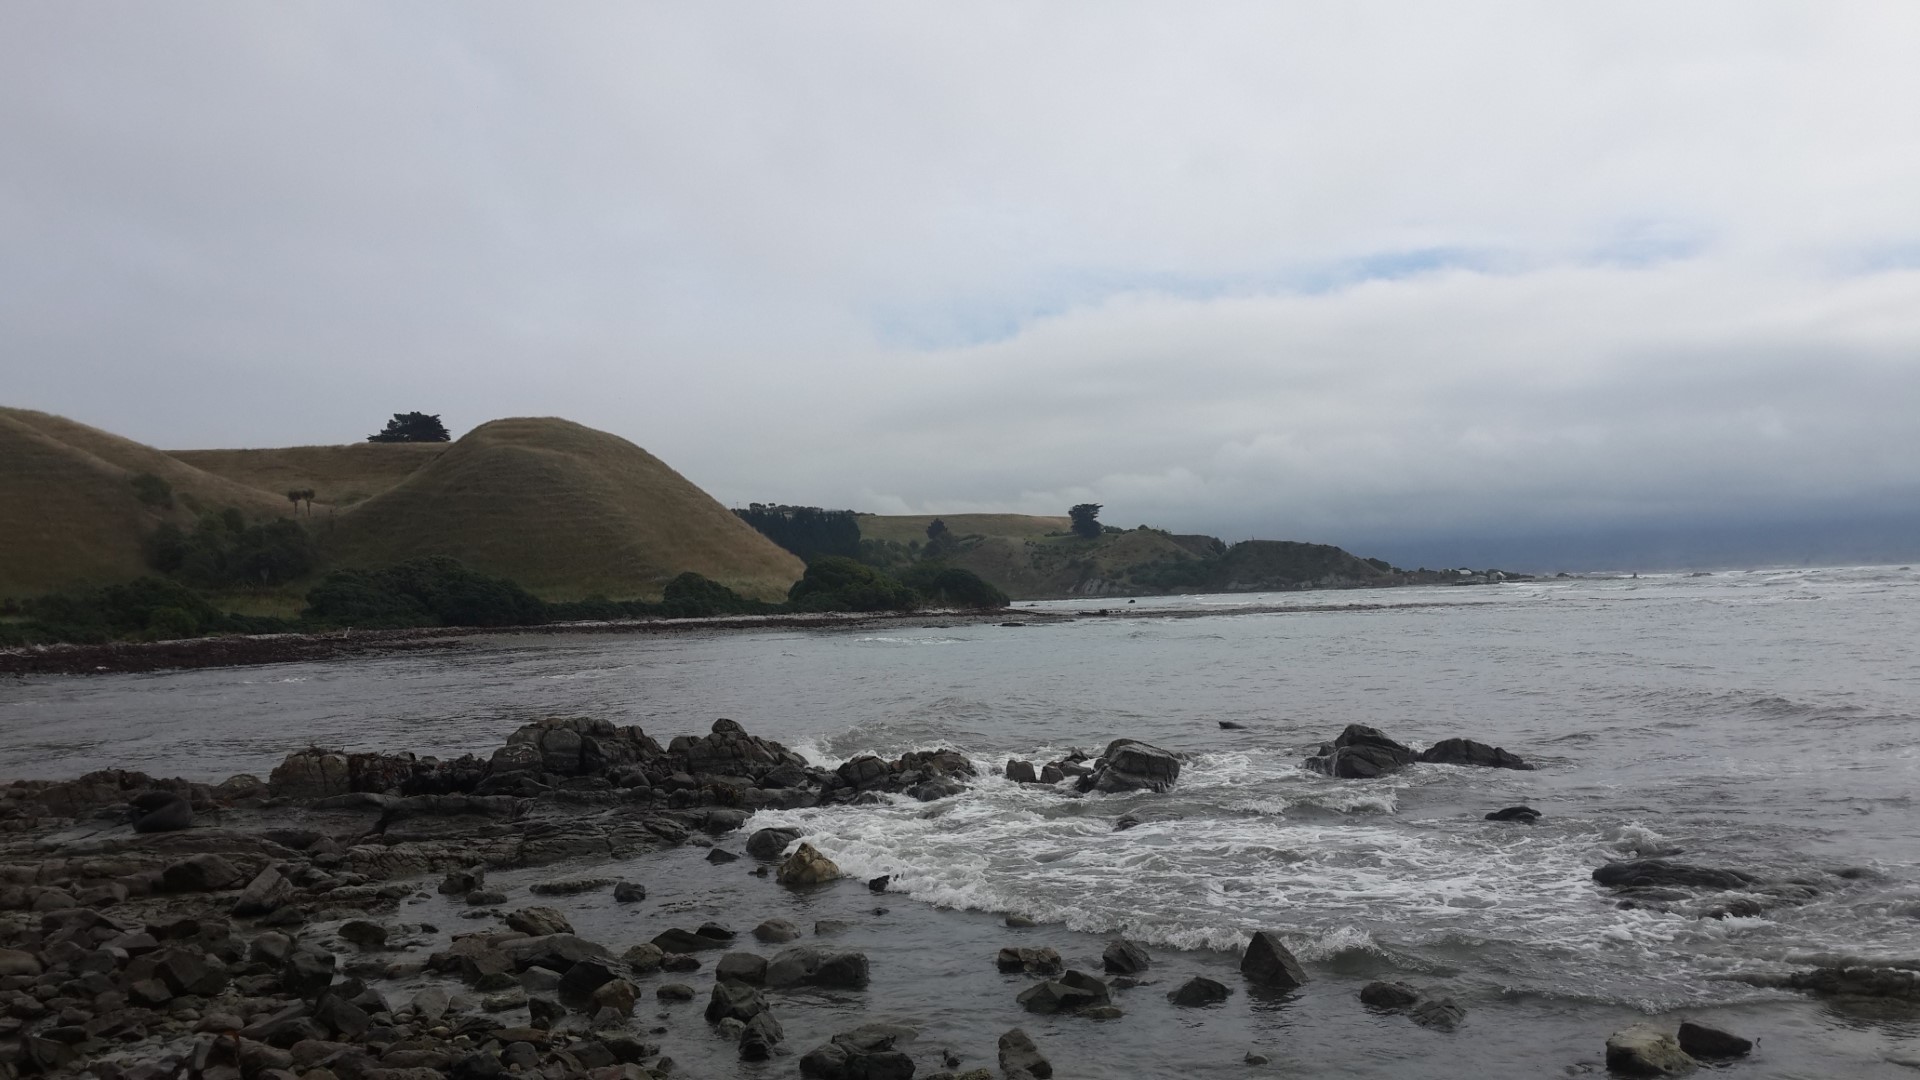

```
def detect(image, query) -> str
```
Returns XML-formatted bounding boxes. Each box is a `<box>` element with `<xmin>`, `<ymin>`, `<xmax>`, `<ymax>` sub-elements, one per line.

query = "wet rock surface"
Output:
<box><xmin>1303</xmin><ymin>724</ymin><xmax>1533</xmax><ymax>778</ymax></box>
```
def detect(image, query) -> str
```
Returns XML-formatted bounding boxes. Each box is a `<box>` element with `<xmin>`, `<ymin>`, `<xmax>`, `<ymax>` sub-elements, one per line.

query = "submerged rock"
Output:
<box><xmin>998</xmin><ymin>1028</ymin><xmax>1052</xmax><ymax>1079</ymax></box>
<box><xmin>1303</xmin><ymin>725</ymin><xmax>1420</xmax><ymax>778</ymax></box>
<box><xmin>746</xmin><ymin>826</ymin><xmax>802</xmax><ymax>859</ymax></box>
<box><xmin>1017</xmin><ymin>970</ymin><xmax>1110</xmax><ymax>1014</ymax></box>
<box><xmin>1167</xmin><ymin>976</ymin><xmax>1231</xmax><ymax>1006</ymax></box>
<box><xmin>997</xmin><ymin>946</ymin><xmax>1063</xmax><ymax>975</ymax></box>
<box><xmin>800</xmin><ymin>1023</ymin><xmax>919</xmax><ymax>1079</ymax></box>
<box><xmin>1358</xmin><ymin>981</ymin><xmax>1423</xmax><ymax>1009</ymax></box>
<box><xmin>1592</xmin><ymin>860</ymin><xmax>1759</xmax><ymax>891</ymax></box>
<box><xmin>1485</xmin><ymin>805</ymin><xmax>1542</xmax><ymax>823</ymax></box>
<box><xmin>1102</xmin><ymin>938</ymin><xmax>1151</xmax><ymax>975</ymax></box>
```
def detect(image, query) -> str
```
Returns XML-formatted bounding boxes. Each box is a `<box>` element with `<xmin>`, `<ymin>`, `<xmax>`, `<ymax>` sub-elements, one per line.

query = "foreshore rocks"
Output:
<box><xmin>1005</xmin><ymin>738</ymin><xmax>1184</xmax><ymax>795</ymax></box>
<box><xmin>1303</xmin><ymin>724</ymin><xmax>1534</xmax><ymax>778</ymax></box>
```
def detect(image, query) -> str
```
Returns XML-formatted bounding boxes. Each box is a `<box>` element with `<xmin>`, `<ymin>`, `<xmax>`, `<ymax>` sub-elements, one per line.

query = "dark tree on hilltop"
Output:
<box><xmin>367</xmin><ymin>412</ymin><xmax>451</xmax><ymax>443</ymax></box>
<box><xmin>733</xmin><ymin>504</ymin><xmax>862</xmax><ymax>562</ymax></box>
<box><xmin>925</xmin><ymin>518</ymin><xmax>949</xmax><ymax>542</ymax></box>
<box><xmin>1069</xmin><ymin>503</ymin><xmax>1104</xmax><ymax>539</ymax></box>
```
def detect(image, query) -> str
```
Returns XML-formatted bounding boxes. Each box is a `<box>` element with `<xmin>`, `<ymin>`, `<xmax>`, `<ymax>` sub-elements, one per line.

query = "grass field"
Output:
<box><xmin>324</xmin><ymin>417</ymin><xmax>804</xmax><ymax>601</ymax></box>
<box><xmin>0</xmin><ymin>408</ymin><xmax>294</xmax><ymax>598</ymax></box>
<box><xmin>172</xmin><ymin>443</ymin><xmax>445</xmax><ymax>507</ymax></box>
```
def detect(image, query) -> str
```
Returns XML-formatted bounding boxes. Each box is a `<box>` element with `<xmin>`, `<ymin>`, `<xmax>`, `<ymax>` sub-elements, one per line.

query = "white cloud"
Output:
<box><xmin>3</xmin><ymin>2</ymin><xmax>1918</xmax><ymax>560</ymax></box>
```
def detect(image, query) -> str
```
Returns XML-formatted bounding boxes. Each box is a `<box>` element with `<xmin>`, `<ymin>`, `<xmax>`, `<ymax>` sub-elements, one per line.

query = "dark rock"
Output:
<box><xmin>314</xmin><ymin>993</ymin><xmax>371</xmax><ymax>1038</ymax></box>
<box><xmin>1419</xmin><ymin>738</ymin><xmax>1533</xmax><ymax>770</ymax></box>
<box><xmin>613</xmin><ymin>881</ymin><xmax>647</xmax><ymax>902</ymax></box>
<box><xmin>1784</xmin><ymin>965</ymin><xmax>1920</xmax><ymax>999</ymax></box>
<box><xmin>1605</xmin><ymin>1024</ymin><xmax>1696</xmax><ymax>1076</ymax></box>
<box><xmin>1167</xmin><ymin>976</ymin><xmax>1231</xmax><ymax>1006</ymax></box>
<box><xmin>705</xmin><ymin>979</ymin><xmax>767</xmax><ymax>1023</ymax></box>
<box><xmin>1359</xmin><ymin>981</ymin><xmax>1422</xmax><ymax>1009</ymax></box>
<box><xmin>1004</xmin><ymin>914</ymin><xmax>1038</xmax><ymax>928</ymax></box>
<box><xmin>129</xmin><ymin>791</ymin><xmax>193</xmax><ymax>832</ymax></box>
<box><xmin>706</xmin><ymin>848</ymin><xmax>740</xmax><ymax>864</ymax></box>
<box><xmin>998</xmin><ymin>1028</ymin><xmax>1051</xmax><ymax>1079</ymax></box>
<box><xmin>1039</xmin><ymin>764</ymin><xmax>1065</xmax><ymax>784</ymax></box>
<box><xmin>1303</xmin><ymin>725</ymin><xmax>1420</xmax><ymax>778</ymax></box>
<box><xmin>1089</xmin><ymin>739</ymin><xmax>1181</xmax><ymax>793</ymax></box>
<box><xmin>996</xmin><ymin>946</ymin><xmax>1063</xmax><ymax>975</ymax></box>
<box><xmin>1005</xmin><ymin>760</ymin><xmax>1039</xmax><ymax>784</ymax></box>
<box><xmin>661</xmin><ymin>952</ymin><xmax>702</xmax><ymax>972</ymax></box>
<box><xmin>869</xmin><ymin>875</ymin><xmax>892</xmax><ymax>893</ymax></box>
<box><xmin>338</xmin><ymin>920</ymin><xmax>387</xmax><ymax>948</ymax></box>
<box><xmin>1240</xmin><ymin>931</ymin><xmax>1308</xmax><ymax>991</ymax></box>
<box><xmin>621</xmin><ymin>942</ymin><xmax>664</xmax><ymax>974</ymax></box>
<box><xmin>739</xmin><ymin>1010</ymin><xmax>783</xmax><ymax>1061</ymax></box>
<box><xmin>160</xmin><ymin>853</ymin><xmax>245</xmax><ymax>893</ymax></box>
<box><xmin>656</xmin><ymin>982</ymin><xmax>695</xmax><ymax>1001</ymax></box>
<box><xmin>753</xmin><ymin>918</ymin><xmax>801</xmax><ymax>943</ymax></box>
<box><xmin>438</xmin><ymin>868</ymin><xmax>485</xmax><ymax>895</ymax></box>
<box><xmin>1677</xmin><ymin>1020</ymin><xmax>1751</xmax><ymax>1059</ymax></box>
<box><xmin>557</xmin><ymin>960</ymin><xmax>619</xmax><ymax>1001</ymax></box>
<box><xmin>765</xmin><ymin>945</ymin><xmax>871</xmax><ymax>989</ymax></box>
<box><xmin>1101</xmin><ymin>939</ymin><xmax>1150</xmax><ymax>975</ymax></box>
<box><xmin>1113</xmin><ymin>814</ymin><xmax>1141</xmax><ymax>832</ymax></box>
<box><xmin>1592</xmin><ymin>860</ymin><xmax>1759</xmax><ymax>891</ymax></box>
<box><xmin>1017</xmin><ymin>970</ymin><xmax>1109</xmax><ymax>1014</ymax></box>
<box><xmin>653</xmin><ymin>926</ymin><xmax>728</xmax><ymax>953</ymax></box>
<box><xmin>1485</xmin><ymin>805</ymin><xmax>1542</xmax><ymax>823</ymax></box>
<box><xmin>233</xmin><ymin>867</ymin><xmax>291</xmax><ymax>916</ymax></box>
<box><xmin>746</xmin><ymin>827</ymin><xmax>802</xmax><ymax>859</ymax></box>
<box><xmin>1218</xmin><ymin>720</ymin><xmax>1248</xmax><ymax>730</ymax></box>
<box><xmin>716</xmin><ymin>951</ymin><xmax>768</xmax><ymax>985</ymax></box>
<box><xmin>283</xmin><ymin>947</ymin><xmax>337</xmax><ymax>1000</ymax></box>
<box><xmin>465</xmin><ymin>890</ymin><xmax>508</xmax><ymax>906</ymax></box>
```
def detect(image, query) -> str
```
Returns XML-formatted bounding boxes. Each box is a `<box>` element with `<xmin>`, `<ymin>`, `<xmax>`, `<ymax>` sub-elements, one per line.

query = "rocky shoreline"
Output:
<box><xmin>3</xmin><ymin>718</ymin><xmax>1913</xmax><ymax>1079</ymax></box>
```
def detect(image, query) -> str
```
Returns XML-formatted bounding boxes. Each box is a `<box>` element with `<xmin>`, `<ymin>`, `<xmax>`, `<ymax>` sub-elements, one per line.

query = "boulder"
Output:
<box><xmin>705</xmin><ymin>980</ymin><xmax>767</xmax><ymax>1024</ymax></box>
<box><xmin>739</xmin><ymin>1010</ymin><xmax>783</xmax><ymax>1061</ymax></box>
<box><xmin>613</xmin><ymin>881</ymin><xmax>647</xmax><ymax>902</ymax></box>
<box><xmin>1101</xmin><ymin>939</ymin><xmax>1150</xmax><ymax>975</ymax></box>
<box><xmin>233</xmin><ymin>867</ymin><xmax>291</xmax><ymax>916</ymax></box>
<box><xmin>1676</xmin><ymin>1020</ymin><xmax>1751</xmax><ymax>1059</ymax></box>
<box><xmin>716</xmin><ymin>951</ymin><xmax>768</xmax><ymax>985</ymax></box>
<box><xmin>621</xmin><ymin>943</ymin><xmax>664</xmax><ymax>974</ymax></box>
<box><xmin>438</xmin><ymin>868</ymin><xmax>485</xmax><ymax>895</ymax></box>
<box><xmin>129</xmin><ymin>791</ymin><xmax>193</xmax><ymax>832</ymax></box>
<box><xmin>0</xmin><ymin>948</ymin><xmax>43</xmax><ymax>977</ymax></box>
<box><xmin>1358</xmin><ymin>981</ymin><xmax>1422</xmax><ymax>1009</ymax></box>
<box><xmin>1167</xmin><ymin>976</ymin><xmax>1231</xmax><ymax>1006</ymax></box>
<box><xmin>1605</xmin><ymin>1025</ymin><xmax>1696</xmax><ymax>1076</ymax></box>
<box><xmin>1005</xmin><ymin>760</ymin><xmax>1039</xmax><ymax>784</ymax></box>
<box><xmin>269</xmin><ymin>749</ymin><xmax>352</xmax><ymax>799</ymax></box>
<box><xmin>746</xmin><ymin>826</ymin><xmax>802</xmax><ymax>860</ymax></box>
<box><xmin>338</xmin><ymin>919</ymin><xmax>387</xmax><ymax>948</ymax></box>
<box><xmin>591</xmin><ymin>978</ymin><xmax>638</xmax><ymax>1016</ymax></box>
<box><xmin>800</xmin><ymin>1024</ymin><xmax>920</xmax><ymax>1080</ymax></box>
<box><xmin>1240</xmin><ymin>931</ymin><xmax>1308</xmax><ymax>991</ymax></box>
<box><xmin>998</xmin><ymin>1028</ymin><xmax>1051</xmax><ymax>1079</ymax></box>
<box><xmin>1303</xmin><ymin>725</ymin><xmax>1420</xmax><ymax>779</ymax></box>
<box><xmin>1485</xmin><ymin>806</ymin><xmax>1541</xmax><ymax>823</ymax></box>
<box><xmin>1017</xmin><ymin>970</ymin><xmax>1109</xmax><ymax>1014</ymax></box>
<box><xmin>557</xmin><ymin>960</ymin><xmax>620</xmax><ymax>1001</ymax></box>
<box><xmin>996</xmin><ymin>947</ymin><xmax>1063</xmax><ymax>975</ymax></box>
<box><xmin>777</xmin><ymin>842</ymin><xmax>841</xmax><ymax>886</ymax></box>
<box><xmin>753</xmin><ymin>918</ymin><xmax>802</xmax><ymax>944</ymax></box>
<box><xmin>1420</xmin><ymin>738</ymin><xmax>1533</xmax><ymax>770</ymax></box>
<box><xmin>1089</xmin><ymin>739</ymin><xmax>1181</xmax><ymax>793</ymax></box>
<box><xmin>765</xmin><ymin>946</ymin><xmax>871</xmax><ymax>989</ymax></box>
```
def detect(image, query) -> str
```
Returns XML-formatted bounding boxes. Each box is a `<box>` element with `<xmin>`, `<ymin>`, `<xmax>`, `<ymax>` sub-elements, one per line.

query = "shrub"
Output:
<box><xmin>130</xmin><ymin>472</ymin><xmax>174</xmax><ymax>509</ymax></box>
<box><xmin>897</xmin><ymin>564</ymin><xmax>1009</xmax><ymax>609</ymax></box>
<box><xmin>787</xmin><ymin>557</ymin><xmax>920</xmax><ymax>613</ymax></box>
<box><xmin>147</xmin><ymin>511</ymin><xmax>317</xmax><ymax>589</ymax></box>
<box><xmin>303</xmin><ymin>556</ymin><xmax>546</xmax><ymax>628</ymax></box>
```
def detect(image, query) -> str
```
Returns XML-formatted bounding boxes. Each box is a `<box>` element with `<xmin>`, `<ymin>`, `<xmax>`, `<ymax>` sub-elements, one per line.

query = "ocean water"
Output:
<box><xmin>5</xmin><ymin>566</ymin><xmax>1920</xmax><ymax>1076</ymax></box>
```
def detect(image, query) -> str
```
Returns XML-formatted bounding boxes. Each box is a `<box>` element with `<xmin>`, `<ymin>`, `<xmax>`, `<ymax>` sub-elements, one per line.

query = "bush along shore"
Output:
<box><xmin>0</xmin><ymin>717</ymin><xmax>1901</xmax><ymax>1077</ymax></box>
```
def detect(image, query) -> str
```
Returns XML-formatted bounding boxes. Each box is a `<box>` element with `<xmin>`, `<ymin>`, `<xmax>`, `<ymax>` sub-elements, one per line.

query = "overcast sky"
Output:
<box><xmin>5</xmin><ymin>3</ymin><xmax>1918</xmax><ymax>568</ymax></box>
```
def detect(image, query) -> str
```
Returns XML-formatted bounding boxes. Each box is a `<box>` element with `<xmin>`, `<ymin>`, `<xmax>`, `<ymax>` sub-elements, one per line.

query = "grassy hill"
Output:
<box><xmin>172</xmin><ymin>443</ymin><xmax>446</xmax><ymax>507</ymax></box>
<box><xmin>0</xmin><ymin>408</ymin><xmax>295</xmax><ymax>597</ymax></box>
<box><xmin>324</xmin><ymin>417</ymin><xmax>804</xmax><ymax>601</ymax></box>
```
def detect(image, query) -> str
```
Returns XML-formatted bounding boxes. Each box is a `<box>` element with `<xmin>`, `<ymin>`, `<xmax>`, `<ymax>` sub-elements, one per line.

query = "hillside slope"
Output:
<box><xmin>325</xmin><ymin>417</ymin><xmax>804</xmax><ymax>601</ymax></box>
<box><xmin>172</xmin><ymin>443</ymin><xmax>445</xmax><ymax>507</ymax></box>
<box><xmin>0</xmin><ymin>408</ymin><xmax>293</xmax><ymax>597</ymax></box>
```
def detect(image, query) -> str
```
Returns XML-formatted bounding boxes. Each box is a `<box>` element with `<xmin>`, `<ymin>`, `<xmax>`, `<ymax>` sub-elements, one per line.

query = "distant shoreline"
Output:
<box><xmin>0</xmin><ymin>594</ymin><xmax>1483</xmax><ymax>677</ymax></box>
